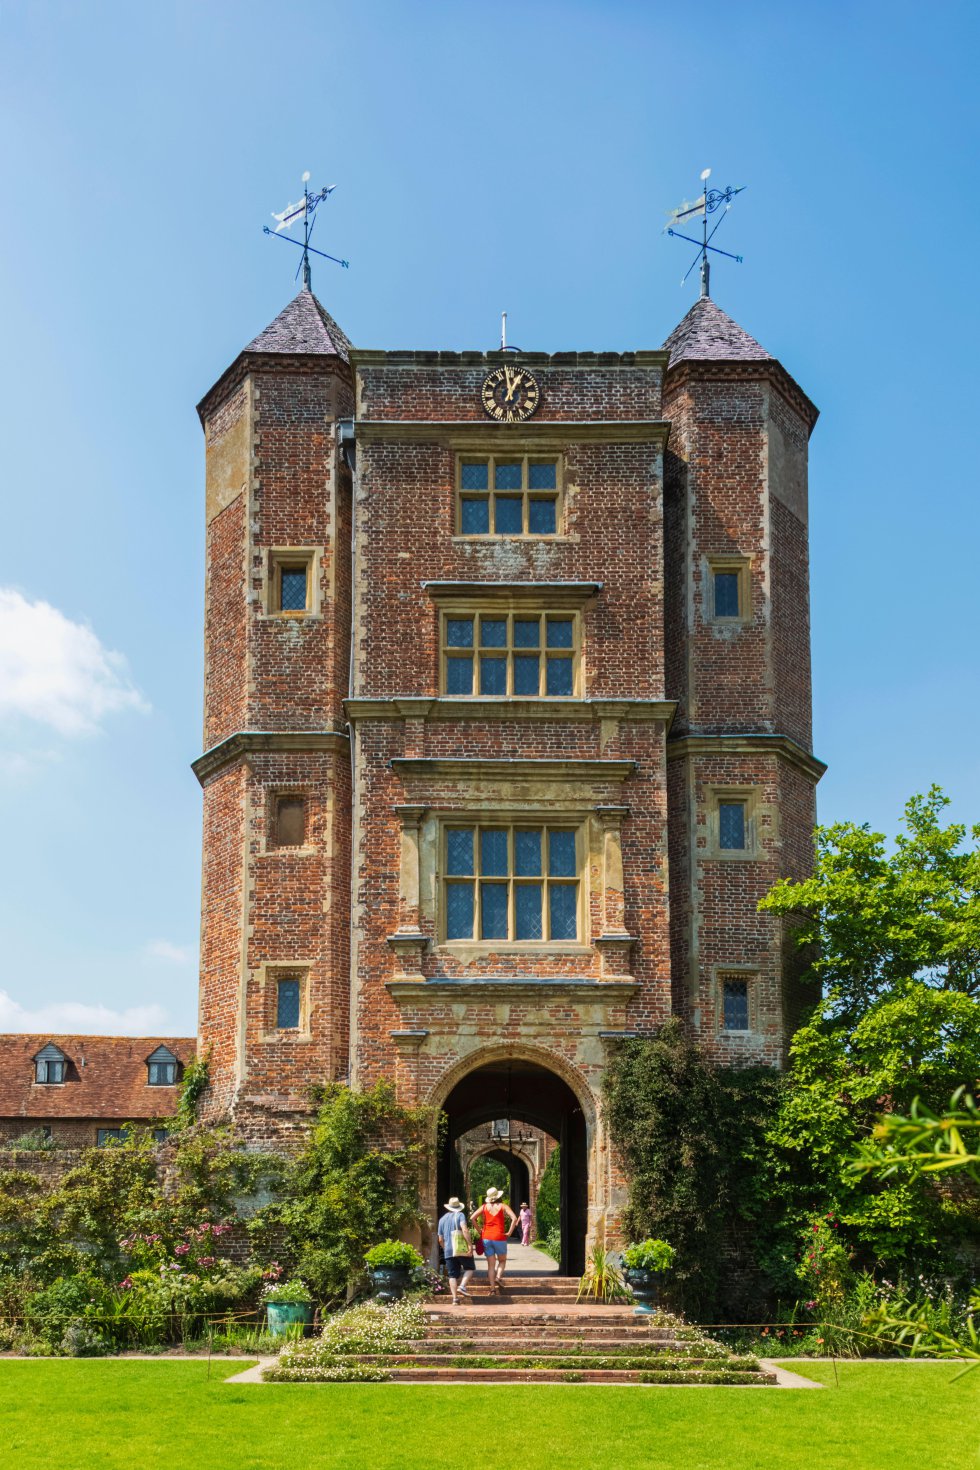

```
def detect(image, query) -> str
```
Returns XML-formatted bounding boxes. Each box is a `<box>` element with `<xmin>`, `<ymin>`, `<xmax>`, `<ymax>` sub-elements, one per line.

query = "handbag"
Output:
<box><xmin>474</xmin><ymin>1238</ymin><xmax>485</xmax><ymax>1256</ymax></box>
<box><xmin>451</xmin><ymin>1214</ymin><xmax>469</xmax><ymax>1256</ymax></box>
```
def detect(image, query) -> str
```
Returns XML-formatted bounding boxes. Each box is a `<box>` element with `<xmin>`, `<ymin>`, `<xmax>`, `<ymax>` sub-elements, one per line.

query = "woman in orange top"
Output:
<box><xmin>471</xmin><ymin>1187</ymin><xmax>518</xmax><ymax>1293</ymax></box>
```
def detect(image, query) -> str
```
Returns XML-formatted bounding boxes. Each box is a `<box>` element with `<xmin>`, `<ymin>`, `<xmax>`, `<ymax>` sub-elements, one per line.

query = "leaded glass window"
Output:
<box><xmin>458</xmin><ymin>457</ymin><xmax>560</xmax><ymax>537</ymax></box>
<box><xmin>276</xmin><ymin>977</ymin><xmax>301</xmax><ymax>1030</ymax></box>
<box><xmin>718</xmin><ymin>801</ymin><xmax>747</xmax><ymax>851</ymax></box>
<box><xmin>442</xmin><ymin>612</ymin><xmax>578</xmax><ymax>697</ymax></box>
<box><xmin>444</xmin><ymin>824</ymin><xmax>580</xmax><ymax>942</ymax></box>
<box><xmin>722</xmin><ymin>977</ymin><xmax>750</xmax><ymax>1031</ymax></box>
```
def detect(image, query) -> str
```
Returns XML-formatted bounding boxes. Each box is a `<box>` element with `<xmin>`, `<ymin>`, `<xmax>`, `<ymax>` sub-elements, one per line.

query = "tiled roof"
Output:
<box><xmin>0</xmin><ymin>1035</ymin><xmax>195</xmax><ymax>1123</ymax></box>
<box><xmin>662</xmin><ymin>296</ymin><xmax>772</xmax><ymax>369</ymax></box>
<box><xmin>245</xmin><ymin>287</ymin><xmax>352</xmax><ymax>361</ymax></box>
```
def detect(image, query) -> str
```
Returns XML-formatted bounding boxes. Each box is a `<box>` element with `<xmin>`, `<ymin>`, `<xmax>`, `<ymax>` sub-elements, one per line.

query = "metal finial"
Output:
<box><xmin>664</xmin><ymin>168</ymin><xmax>746</xmax><ymax>295</ymax></box>
<box><xmin>501</xmin><ymin>311</ymin><xmax>507</xmax><ymax>351</ymax></box>
<box><xmin>263</xmin><ymin>173</ymin><xmax>350</xmax><ymax>285</ymax></box>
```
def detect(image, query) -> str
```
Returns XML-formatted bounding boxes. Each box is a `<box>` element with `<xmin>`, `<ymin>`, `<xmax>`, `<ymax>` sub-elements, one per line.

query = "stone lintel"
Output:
<box><xmin>422</xmin><ymin>580</ymin><xmax>602</xmax><ymax>605</ymax></box>
<box><xmin>387</xmin><ymin>978</ymin><xmax>638</xmax><ymax>1001</ymax></box>
<box><xmin>390</xmin><ymin>757</ymin><xmax>635</xmax><ymax>783</ymax></box>
<box><xmin>346</xmin><ymin>698</ymin><xmax>675</xmax><ymax>725</ymax></box>
<box><xmin>354</xmin><ymin>420</ymin><xmax>670</xmax><ymax>448</ymax></box>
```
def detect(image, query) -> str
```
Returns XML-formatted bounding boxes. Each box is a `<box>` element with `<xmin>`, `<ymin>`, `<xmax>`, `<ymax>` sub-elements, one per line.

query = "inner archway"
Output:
<box><xmin>438</xmin><ymin>1056</ymin><xmax>589</xmax><ymax>1275</ymax></box>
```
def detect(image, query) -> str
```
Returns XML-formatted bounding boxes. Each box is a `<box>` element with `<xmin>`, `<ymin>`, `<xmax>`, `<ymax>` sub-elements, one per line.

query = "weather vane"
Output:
<box><xmin>263</xmin><ymin>172</ymin><xmax>349</xmax><ymax>288</ymax></box>
<box><xmin>664</xmin><ymin>168</ymin><xmax>745</xmax><ymax>298</ymax></box>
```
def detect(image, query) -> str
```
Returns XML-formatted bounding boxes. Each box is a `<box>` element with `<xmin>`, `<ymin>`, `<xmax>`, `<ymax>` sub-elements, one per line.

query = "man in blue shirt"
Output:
<box><xmin>437</xmin><ymin>1194</ymin><xmax>476</xmax><ymax>1305</ymax></box>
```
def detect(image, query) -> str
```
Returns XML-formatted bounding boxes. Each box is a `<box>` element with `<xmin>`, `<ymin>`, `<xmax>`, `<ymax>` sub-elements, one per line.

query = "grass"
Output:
<box><xmin>0</xmin><ymin>1359</ymin><xmax>976</xmax><ymax>1469</ymax></box>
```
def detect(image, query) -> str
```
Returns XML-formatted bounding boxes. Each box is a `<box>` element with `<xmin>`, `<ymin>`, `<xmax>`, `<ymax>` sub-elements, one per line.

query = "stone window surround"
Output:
<box><xmin>262</xmin><ymin>789</ymin><xmax>315</xmax><ymax>855</ymax></box>
<box><xmin>258</xmin><ymin>963</ymin><xmax>313</xmax><ymax>1041</ymax></box>
<box><xmin>711</xmin><ymin>965</ymin><xmax>759</xmax><ymax>1037</ymax></box>
<box><xmin>705</xmin><ymin>554</ymin><xmax>752</xmax><ymax>625</ymax></box>
<box><xmin>388</xmin><ymin>798</ymin><xmax>634</xmax><ymax>975</ymax></box>
<box><xmin>439</xmin><ymin>819</ymin><xmax>584</xmax><ymax>946</ymax></box>
<box><xmin>261</xmin><ymin>547</ymin><xmax>322</xmax><ymax>619</ymax></box>
<box><xmin>704</xmin><ymin>785</ymin><xmax>760</xmax><ymax>860</ymax></box>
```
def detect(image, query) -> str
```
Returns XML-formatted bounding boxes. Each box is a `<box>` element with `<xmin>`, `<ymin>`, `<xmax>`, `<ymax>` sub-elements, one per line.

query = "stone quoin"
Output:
<box><xmin>190</xmin><ymin>287</ymin><xmax>822</xmax><ymax>1272</ymax></box>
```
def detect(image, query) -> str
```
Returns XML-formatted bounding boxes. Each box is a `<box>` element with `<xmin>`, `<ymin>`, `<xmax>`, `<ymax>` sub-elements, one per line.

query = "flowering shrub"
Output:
<box><xmin>265</xmin><ymin>1297</ymin><xmax>427</xmax><ymax>1383</ymax></box>
<box><xmin>261</xmin><ymin>1278</ymin><xmax>312</xmax><ymax>1306</ymax></box>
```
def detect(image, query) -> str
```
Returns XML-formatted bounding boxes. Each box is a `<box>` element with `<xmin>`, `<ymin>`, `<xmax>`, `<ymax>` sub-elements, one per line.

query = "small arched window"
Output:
<box><xmin>34</xmin><ymin>1044</ymin><xmax>67</xmax><ymax>1085</ymax></box>
<box><xmin>146</xmin><ymin>1046</ymin><xmax>178</xmax><ymax>1087</ymax></box>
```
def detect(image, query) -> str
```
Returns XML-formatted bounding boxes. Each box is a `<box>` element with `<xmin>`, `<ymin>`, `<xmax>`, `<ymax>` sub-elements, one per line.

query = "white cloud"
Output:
<box><xmin>0</xmin><ymin>588</ymin><xmax>148</xmax><ymax>737</ymax></box>
<box><xmin>144</xmin><ymin>939</ymin><xmax>196</xmax><ymax>966</ymax></box>
<box><xmin>0</xmin><ymin>989</ymin><xmax>171</xmax><ymax>1036</ymax></box>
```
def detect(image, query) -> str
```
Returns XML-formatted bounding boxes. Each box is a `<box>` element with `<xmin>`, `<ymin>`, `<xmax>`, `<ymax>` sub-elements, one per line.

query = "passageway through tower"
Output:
<box><xmin>438</xmin><ymin>1058</ymin><xmax>588</xmax><ymax>1275</ymax></box>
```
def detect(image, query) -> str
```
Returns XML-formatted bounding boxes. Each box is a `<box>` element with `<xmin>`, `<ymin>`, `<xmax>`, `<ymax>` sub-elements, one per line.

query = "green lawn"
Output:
<box><xmin>1</xmin><ymin>1360</ymin><xmax>975</xmax><ymax>1469</ymax></box>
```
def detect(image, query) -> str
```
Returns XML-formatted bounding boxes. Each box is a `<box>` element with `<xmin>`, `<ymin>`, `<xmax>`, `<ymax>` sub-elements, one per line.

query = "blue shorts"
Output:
<box><xmin>482</xmin><ymin>1239</ymin><xmax>507</xmax><ymax>1258</ymax></box>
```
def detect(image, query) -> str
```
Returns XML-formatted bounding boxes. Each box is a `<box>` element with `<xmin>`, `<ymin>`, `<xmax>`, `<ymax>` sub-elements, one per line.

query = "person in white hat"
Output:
<box><xmin>437</xmin><ymin>1195</ymin><xmax>475</xmax><ymax>1305</ymax></box>
<box><xmin>471</xmin><ymin>1187</ymin><xmax>518</xmax><ymax>1294</ymax></box>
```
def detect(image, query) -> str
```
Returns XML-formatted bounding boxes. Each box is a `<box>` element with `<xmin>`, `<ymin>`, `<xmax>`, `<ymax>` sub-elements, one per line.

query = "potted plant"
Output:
<box><xmin>622</xmin><ymin>1238</ymin><xmax>675</xmax><ymax>1314</ymax></box>
<box><xmin>364</xmin><ymin>1240</ymin><xmax>425</xmax><ymax>1302</ymax></box>
<box><xmin>576</xmin><ymin>1241</ymin><xmax>630</xmax><ymax>1302</ymax></box>
<box><xmin>262</xmin><ymin>1278</ymin><xmax>314</xmax><ymax>1336</ymax></box>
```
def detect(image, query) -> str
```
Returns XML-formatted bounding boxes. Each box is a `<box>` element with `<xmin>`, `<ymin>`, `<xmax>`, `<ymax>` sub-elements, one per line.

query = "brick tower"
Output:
<box><xmin>194</xmin><ymin>287</ymin><xmax>822</xmax><ymax>1260</ymax></box>
<box><xmin>194</xmin><ymin>290</ymin><xmax>354</xmax><ymax>1140</ymax></box>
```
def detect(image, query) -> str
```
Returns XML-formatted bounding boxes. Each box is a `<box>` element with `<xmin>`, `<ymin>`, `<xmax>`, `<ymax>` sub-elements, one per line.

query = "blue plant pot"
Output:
<box><xmin>370</xmin><ymin>1267</ymin><xmax>411</xmax><ymax>1303</ymax></box>
<box><xmin>625</xmin><ymin>1267</ymin><xmax>665</xmax><ymax>1315</ymax></box>
<box><xmin>266</xmin><ymin>1301</ymin><xmax>313</xmax><ymax>1336</ymax></box>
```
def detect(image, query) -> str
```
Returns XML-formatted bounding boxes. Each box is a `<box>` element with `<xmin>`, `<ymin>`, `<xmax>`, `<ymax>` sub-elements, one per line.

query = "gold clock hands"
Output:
<box><xmin>505</xmin><ymin>368</ymin><xmax>523</xmax><ymax>403</ymax></box>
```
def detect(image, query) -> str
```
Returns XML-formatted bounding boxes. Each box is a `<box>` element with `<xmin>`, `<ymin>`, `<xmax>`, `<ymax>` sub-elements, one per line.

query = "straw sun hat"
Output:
<box><xmin>444</xmin><ymin>1196</ymin><xmax>466</xmax><ymax>1211</ymax></box>
<box><xmin>485</xmin><ymin>1187</ymin><xmax>504</xmax><ymax>1202</ymax></box>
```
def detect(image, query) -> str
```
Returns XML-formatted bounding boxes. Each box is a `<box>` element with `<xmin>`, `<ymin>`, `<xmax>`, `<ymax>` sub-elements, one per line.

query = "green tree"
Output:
<box><xmin>257</xmin><ymin>1081</ymin><xmax>433</xmax><ymax>1305</ymax></box>
<box><xmin>761</xmin><ymin>787</ymin><xmax>980</xmax><ymax>1027</ymax></box>
<box><xmin>535</xmin><ymin>1145</ymin><xmax>561</xmax><ymax>1239</ymax></box>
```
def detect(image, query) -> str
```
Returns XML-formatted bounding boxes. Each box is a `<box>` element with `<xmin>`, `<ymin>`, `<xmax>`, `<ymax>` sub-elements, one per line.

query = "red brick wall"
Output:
<box><xmin>199</xmin><ymin>762</ymin><xmax>246</xmax><ymax>1113</ymax></box>
<box><xmin>198</xmin><ymin>355</ymin><xmax>355</xmax><ymax>1122</ymax></box>
<box><xmin>662</xmin><ymin>361</ymin><xmax>820</xmax><ymax>1065</ymax></box>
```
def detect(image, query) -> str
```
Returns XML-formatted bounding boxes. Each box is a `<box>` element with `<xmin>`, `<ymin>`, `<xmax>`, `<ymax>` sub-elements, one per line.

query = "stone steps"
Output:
<box><xmin>385</xmin><ymin>1366</ymin><xmax>775</xmax><ymax>1385</ymax></box>
<box><xmin>402</xmin><ymin>1338</ymin><xmax>695</xmax><ymax>1354</ymax></box>
<box><xmin>266</xmin><ymin>1275</ymin><xmax>777</xmax><ymax>1386</ymax></box>
<box><xmin>355</xmin><ymin>1353</ymin><xmax>752</xmax><ymax>1370</ymax></box>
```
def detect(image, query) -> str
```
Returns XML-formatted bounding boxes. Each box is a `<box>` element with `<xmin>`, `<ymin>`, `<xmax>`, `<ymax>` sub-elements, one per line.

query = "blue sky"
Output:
<box><xmin>1</xmin><ymin>0</ymin><xmax>977</xmax><ymax>1037</ymax></box>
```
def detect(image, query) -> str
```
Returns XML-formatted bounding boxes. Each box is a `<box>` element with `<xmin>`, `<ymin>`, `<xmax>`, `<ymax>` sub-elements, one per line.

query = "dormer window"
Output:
<box><xmin>34</xmin><ymin>1044</ymin><xmax>67</xmax><ymax>1085</ymax></box>
<box><xmin>146</xmin><ymin>1046</ymin><xmax>178</xmax><ymax>1086</ymax></box>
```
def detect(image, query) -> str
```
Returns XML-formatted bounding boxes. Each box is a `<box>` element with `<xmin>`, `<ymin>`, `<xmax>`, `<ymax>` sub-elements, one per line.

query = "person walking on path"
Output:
<box><xmin>471</xmin><ymin>1187</ymin><xmax>518</xmax><ymax>1294</ymax></box>
<box><xmin>437</xmin><ymin>1195</ymin><xmax>476</xmax><ymax>1306</ymax></box>
<box><xmin>519</xmin><ymin>1201</ymin><xmax>532</xmax><ymax>1247</ymax></box>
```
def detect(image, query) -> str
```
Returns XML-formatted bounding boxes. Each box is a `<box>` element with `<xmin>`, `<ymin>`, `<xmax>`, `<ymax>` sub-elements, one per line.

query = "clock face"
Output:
<box><xmin>481</xmin><ymin>365</ymin><xmax>541</xmax><ymax>423</ymax></box>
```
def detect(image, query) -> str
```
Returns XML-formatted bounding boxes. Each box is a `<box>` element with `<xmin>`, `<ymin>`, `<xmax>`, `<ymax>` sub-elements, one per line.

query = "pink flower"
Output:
<box><xmin>174</xmin><ymin>1244</ymin><xmax>190</xmax><ymax>1256</ymax></box>
<box><xmin>120</xmin><ymin>1277</ymin><xmax>133</xmax><ymax>1290</ymax></box>
<box><xmin>200</xmin><ymin>1256</ymin><xmax>215</xmax><ymax>1267</ymax></box>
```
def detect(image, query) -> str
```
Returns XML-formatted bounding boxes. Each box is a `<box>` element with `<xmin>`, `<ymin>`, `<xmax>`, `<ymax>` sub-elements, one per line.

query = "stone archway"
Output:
<box><xmin>433</xmin><ymin>1048</ymin><xmax>594</xmax><ymax>1274</ymax></box>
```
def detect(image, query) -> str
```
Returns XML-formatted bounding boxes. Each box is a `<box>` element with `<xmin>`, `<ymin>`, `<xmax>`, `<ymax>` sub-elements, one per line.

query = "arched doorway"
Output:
<box><xmin>466</xmin><ymin>1145</ymin><xmax>531</xmax><ymax>1215</ymax></box>
<box><xmin>436</xmin><ymin>1055</ymin><xmax>590</xmax><ymax>1275</ymax></box>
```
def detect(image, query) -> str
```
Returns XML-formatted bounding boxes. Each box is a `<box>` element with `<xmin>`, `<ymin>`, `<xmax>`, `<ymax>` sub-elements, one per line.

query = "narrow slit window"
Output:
<box><xmin>718</xmin><ymin>801</ymin><xmax>747</xmax><ymax>851</ymax></box>
<box><xmin>274</xmin><ymin>795</ymin><xmax>306</xmax><ymax>848</ymax></box>
<box><xmin>276</xmin><ymin>977</ymin><xmax>302</xmax><ymax>1030</ymax></box>
<box><xmin>279</xmin><ymin>565</ymin><xmax>309</xmax><ymax>612</ymax></box>
<box><xmin>713</xmin><ymin>570</ymin><xmax>741</xmax><ymax>618</ymax></box>
<box><xmin>722</xmin><ymin>977</ymin><xmax>750</xmax><ymax>1031</ymax></box>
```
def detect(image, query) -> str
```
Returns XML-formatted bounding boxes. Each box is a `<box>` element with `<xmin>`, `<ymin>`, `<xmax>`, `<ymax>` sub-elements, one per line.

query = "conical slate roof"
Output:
<box><xmin>662</xmin><ymin>296</ymin><xmax>771</xmax><ymax>370</ymax></box>
<box><xmin>245</xmin><ymin>287</ymin><xmax>352</xmax><ymax>361</ymax></box>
